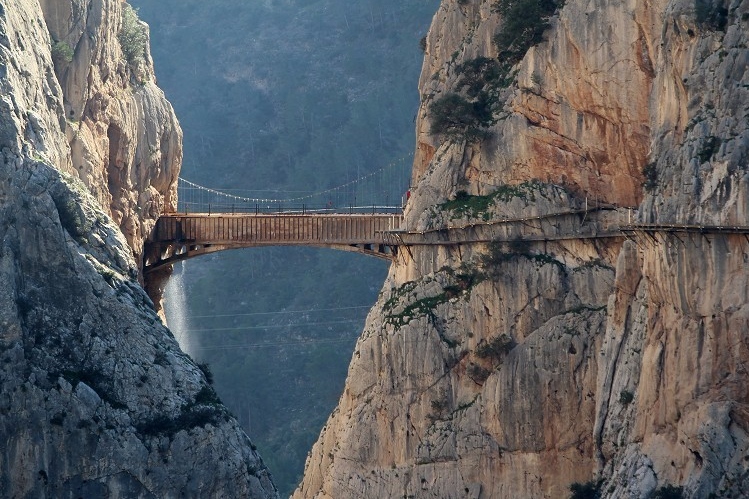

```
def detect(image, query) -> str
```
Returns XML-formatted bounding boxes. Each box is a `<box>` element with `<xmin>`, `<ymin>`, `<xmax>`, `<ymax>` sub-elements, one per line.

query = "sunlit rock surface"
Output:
<box><xmin>296</xmin><ymin>0</ymin><xmax>749</xmax><ymax>497</ymax></box>
<box><xmin>39</xmin><ymin>0</ymin><xmax>181</xmax><ymax>267</ymax></box>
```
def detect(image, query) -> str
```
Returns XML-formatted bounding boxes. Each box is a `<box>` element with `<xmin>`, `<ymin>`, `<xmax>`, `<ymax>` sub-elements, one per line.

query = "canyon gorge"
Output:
<box><xmin>0</xmin><ymin>0</ymin><xmax>747</xmax><ymax>498</ymax></box>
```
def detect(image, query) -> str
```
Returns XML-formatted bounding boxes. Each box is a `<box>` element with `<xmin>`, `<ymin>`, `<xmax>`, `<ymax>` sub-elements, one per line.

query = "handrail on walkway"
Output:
<box><xmin>144</xmin><ymin>198</ymin><xmax>749</xmax><ymax>274</ymax></box>
<box><xmin>175</xmin><ymin>202</ymin><xmax>404</xmax><ymax>216</ymax></box>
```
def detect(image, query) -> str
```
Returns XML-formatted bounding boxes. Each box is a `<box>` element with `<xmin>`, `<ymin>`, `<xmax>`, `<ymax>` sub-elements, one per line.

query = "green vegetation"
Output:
<box><xmin>438</xmin><ymin>180</ymin><xmax>543</xmax><ymax>221</ymax></box>
<box><xmin>695</xmin><ymin>0</ymin><xmax>728</xmax><ymax>31</ymax></box>
<box><xmin>475</xmin><ymin>334</ymin><xmax>516</xmax><ymax>361</ymax></box>
<box><xmin>573</xmin><ymin>259</ymin><xmax>615</xmax><ymax>273</ymax></box>
<box><xmin>470</xmin><ymin>333</ymin><xmax>516</xmax><ymax>384</ymax></box>
<box><xmin>456</xmin><ymin>57</ymin><xmax>504</xmax><ymax>97</ymax></box>
<box><xmin>429</xmin><ymin>92</ymin><xmax>495</xmax><ymax>141</ymax></box>
<box><xmin>50</xmin><ymin>412</ymin><xmax>67</xmax><ymax>426</ymax></box>
<box><xmin>62</xmin><ymin>369</ymin><xmax>127</xmax><ymax>410</ymax></box>
<box><xmin>653</xmin><ymin>485</ymin><xmax>685</xmax><ymax>499</ymax></box>
<box><xmin>96</xmin><ymin>266</ymin><xmax>118</xmax><ymax>287</ymax></box>
<box><xmin>119</xmin><ymin>4</ymin><xmax>147</xmax><ymax>66</ymax></box>
<box><xmin>51</xmin><ymin>174</ymin><xmax>93</xmax><ymax>242</ymax></box>
<box><xmin>153</xmin><ymin>350</ymin><xmax>168</xmax><ymax>366</ymax></box>
<box><xmin>431</xmin><ymin>0</ymin><xmax>565</xmax><ymax>141</ymax></box>
<box><xmin>131</xmin><ymin>0</ymin><xmax>433</xmax><ymax>195</ymax></box>
<box><xmin>136</xmin><ymin>405</ymin><xmax>226</xmax><ymax>438</ymax></box>
<box><xmin>491</xmin><ymin>0</ymin><xmax>564</xmax><ymax>92</ymax></box>
<box><xmin>385</xmin><ymin>293</ymin><xmax>450</xmax><ymax>327</ymax></box>
<box><xmin>466</xmin><ymin>363</ymin><xmax>491</xmax><ymax>383</ymax></box>
<box><xmin>697</xmin><ymin>135</ymin><xmax>722</xmax><ymax>163</ymax></box>
<box><xmin>528</xmin><ymin>252</ymin><xmax>566</xmax><ymax>269</ymax></box>
<box><xmin>619</xmin><ymin>390</ymin><xmax>634</xmax><ymax>405</ymax></box>
<box><xmin>384</xmin><ymin>266</ymin><xmax>483</xmax><ymax>328</ymax></box>
<box><xmin>430</xmin><ymin>397</ymin><xmax>449</xmax><ymax>415</ymax></box>
<box><xmin>493</xmin><ymin>0</ymin><xmax>564</xmax><ymax>65</ymax></box>
<box><xmin>429</xmin><ymin>394</ymin><xmax>479</xmax><ymax>422</ymax></box>
<box><xmin>194</xmin><ymin>385</ymin><xmax>222</xmax><ymax>406</ymax></box>
<box><xmin>52</xmin><ymin>195</ymin><xmax>91</xmax><ymax>241</ymax></box>
<box><xmin>197</xmin><ymin>362</ymin><xmax>214</xmax><ymax>385</ymax></box>
<box><xmin>480</xmin><ymin>241</ymin><xmax>565</xmax><ymax>278</ymax></box>
<box><xmin>429</xmin><ymin>56</ymin><xmax>515</xmax><ymax>140</ymax></box>
<box><xmin>642</xmin><ymin>162</ymin><xmax>658</xmax><ymax>192</ymax></box>
<box><xmin>569</xmin><ymin>480</ymin><xmax>602</xmax><ymax>499</ymax></box>
<box><xmin>51</xmin><ymin>169</ymin><xmax>96</xmax><ymax>243</ymax></box>
<box><xmin>51</xmin><ymin>40</ymin><xmax>74</xmax><ymax>64</ymax></box>
<box><xmin>564</xmin><ymin>304</ymin><xmax>606</xmax><ymax>315</ymax></box>
<box><xmin>440</xmin><ymin>190</ymin><xmax>496</xmax><ymax>220</ymax></box>
<box><xmin>136</xmin><ymin>385</ymin><xmax>226</xmax><ymax>438</ymax></box>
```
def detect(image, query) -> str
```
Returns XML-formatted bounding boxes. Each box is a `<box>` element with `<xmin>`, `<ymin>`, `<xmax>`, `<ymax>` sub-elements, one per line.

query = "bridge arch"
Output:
<box><xmin>144</xmin><ymin>212</ymin><xmax>404</xmax><ymax>272</ymax></box>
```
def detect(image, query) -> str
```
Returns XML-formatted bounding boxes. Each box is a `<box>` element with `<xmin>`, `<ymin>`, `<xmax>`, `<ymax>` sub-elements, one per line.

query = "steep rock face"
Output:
<box><xmin>296</xmin><ymin>191</ymin><xmax>622</xmax><ymax>498</ymax></box>
<box><xmin>597</xmin><ymin>236</ymin><xmax>749</xmax><ymax>498</ymax></box>
<box><xmin>296</xmin><ymin>0</ymin><xmax>749</xmax><ymax>497</ymax></box>
<box><xmin>0</xmin><ymin>1</ymin><xmax>276</xmax><ymax>497</ymax></box>
<box><xmin>409</xmin><ymin>0</ymin><xmax>657</xmax><ymax>214</ymax></box>
<box><xmin>38</xmin><ymin>0</ymin><xmax>181</xmax><ymax>270</ymax></box>
<box><xmin>594</xmin><ymin>0</ymin><xmax>749</xmax><ymax>496</ymax></box>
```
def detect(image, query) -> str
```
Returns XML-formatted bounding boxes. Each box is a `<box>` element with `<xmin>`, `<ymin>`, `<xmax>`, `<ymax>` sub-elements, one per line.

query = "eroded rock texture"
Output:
<box><xmin>0</xmin><ymin>1</ymin><xmax>276</xmax><ymax>497</ymax></box>
<box><xmin>38</xmin><ymin>0</ymin><xmax>181</xmax><ymax>267</ymax></box>
<box><xmin>296</xmin><ymin>0</ymin><xmax>749</xmax><ymax>497</ymax></box>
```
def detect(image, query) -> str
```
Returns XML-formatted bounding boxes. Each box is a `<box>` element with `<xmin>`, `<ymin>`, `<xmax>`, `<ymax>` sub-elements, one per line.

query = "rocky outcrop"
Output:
<box><xmin>38</xmin><ymin>0</ymin><xmax>181</xmax><ymax>270</ymax></box>
<box><xmin>0</xmin><ymin>1</ymin><xmax>276</xmax><ymax>496</ymax></box>
<box><xmin>296</xmin><ymin>0</ymin><xmax>749</xmax><ymax>497</ymax></box>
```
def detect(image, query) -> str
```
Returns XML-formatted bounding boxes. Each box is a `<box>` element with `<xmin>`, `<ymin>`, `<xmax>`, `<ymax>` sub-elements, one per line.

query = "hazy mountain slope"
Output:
<box><xmin>129</xmin><ymin>0</ymin><xmax>439</xmax><ymax>495</ymax></box>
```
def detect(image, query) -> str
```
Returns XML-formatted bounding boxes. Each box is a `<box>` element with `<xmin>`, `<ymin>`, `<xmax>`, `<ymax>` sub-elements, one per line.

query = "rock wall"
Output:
<box><xmin>296</xmin><ymin>0</ymin><xmax>749</xmax><ymax>497</ymax></box>
<box><xmin>38</xmin><ymin>0</ymin><xmax>181</xmax><ymax>268</ymax></box>
<box><xmin>0</xmin><ymin>1</ymin><xmax>276</xmax><ymax>497</ymax></box>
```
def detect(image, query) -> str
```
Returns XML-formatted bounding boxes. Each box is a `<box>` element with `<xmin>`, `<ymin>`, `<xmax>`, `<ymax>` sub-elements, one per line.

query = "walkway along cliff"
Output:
<box><xmin>0</xmin><ymin>1</ymin><xmax>276</xmax><ymax>496</ymax></box>
<box><xmin>294</xmin><ymin>0</ymin><xmax>749</xmax><ymax>497</ymax></box>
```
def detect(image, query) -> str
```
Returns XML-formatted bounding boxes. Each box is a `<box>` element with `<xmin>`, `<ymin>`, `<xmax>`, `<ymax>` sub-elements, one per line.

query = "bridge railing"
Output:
<box><xmin>177</xmin><ymin>200</ymin><xmax>404</xmax><ymax>215</ymax></box>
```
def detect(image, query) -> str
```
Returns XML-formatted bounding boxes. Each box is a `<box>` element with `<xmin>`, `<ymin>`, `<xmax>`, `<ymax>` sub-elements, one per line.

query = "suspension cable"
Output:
<box><xmin>178</xmin><ymin>152</ymin><xmax>413</xmax><ymax>204</ymax></box>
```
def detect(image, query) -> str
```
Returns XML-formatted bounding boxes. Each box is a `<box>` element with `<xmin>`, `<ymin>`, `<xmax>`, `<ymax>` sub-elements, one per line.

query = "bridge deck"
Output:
<box><xmin>145</xmin><ymin>212</ymin><xmax>404</xmax><ymax>270</ymax></box>
<box><xmin>619</xmin><ymin>223</ymin><xmax>749</xmax><ymax>234</ymax></box>
<box><xmin>144</xmin><ymin>210</ymin><xmax>749</xmax><ymax>272</ymax></box>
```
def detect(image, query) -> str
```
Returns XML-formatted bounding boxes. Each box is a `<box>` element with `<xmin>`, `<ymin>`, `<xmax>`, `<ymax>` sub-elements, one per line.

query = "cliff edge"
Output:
<box><xmin>0</xmin><ymin>1</ymin><xmax>276</xmax><ymax>496</ymax></box>
<box><xmin>295</xmin><ymin>0</ymin><xmax>749</xmax><ymax>497</ymax></box>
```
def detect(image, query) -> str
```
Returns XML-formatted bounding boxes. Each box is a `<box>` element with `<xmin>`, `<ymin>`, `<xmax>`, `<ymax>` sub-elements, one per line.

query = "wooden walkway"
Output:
<box><xmin>144</xmin><ymin>212</ymin><xmax>404</xmax><ymax>271</ymax></box>
<box><xmin>619</xmin><ymin>223</ymin><xmax>749</xmax><ymax>234</ymax></box>
<box><xmin>385</xmin><ymin>209</ymin><xmax>626</xmax><ymax>246</ymax></box>
<box><xmin>144</xmin><ymin>209</ymin><xmax>749</xmax><ymax>272</ymax></box>
<box><xmin>385</xmin><ymin>221</ymin><xmax>749</xmax><ymax>247</ymax></box>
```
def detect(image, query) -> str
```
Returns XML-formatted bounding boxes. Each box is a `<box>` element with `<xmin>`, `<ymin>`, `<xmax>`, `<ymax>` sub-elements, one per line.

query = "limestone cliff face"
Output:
<box><xmin>38</xmin><ymin>0</ymin><xmax>181</xmax><ymax>268</ymax></box>
<box><xmin>296</xmin><ymin>0</ymin><xmax>749</xmax><ymax>497</ymax></box>
<box><xmin>0</xmin><ymin>1</ymin><xmax>276</xmax><ymax>497</ymax></box>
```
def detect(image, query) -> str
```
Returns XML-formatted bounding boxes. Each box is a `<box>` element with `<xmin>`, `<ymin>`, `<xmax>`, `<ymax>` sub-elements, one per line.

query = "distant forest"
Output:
<box><xmin>130</xmin><ymin>0</ymin><xmax>438</xmax><ymax>495</ymax></box>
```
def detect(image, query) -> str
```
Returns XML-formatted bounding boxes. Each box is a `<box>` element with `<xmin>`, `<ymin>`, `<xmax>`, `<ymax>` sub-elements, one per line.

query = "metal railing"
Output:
<box><xmin>177</xmin><ymin>200</ymin><xmax>404</xmax><ymax>216</ymax></box>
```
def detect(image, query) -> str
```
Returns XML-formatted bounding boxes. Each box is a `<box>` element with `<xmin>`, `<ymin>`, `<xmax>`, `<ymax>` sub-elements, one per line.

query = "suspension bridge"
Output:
<box><xmin>144</xmin><ymin>158</ymin><xmax>411</xmax><ymax>270</ymax></box>
<box><xmin>143</xmin><ymin>161</ymin><xmax>749</xmax><ymax>271</ymax></box>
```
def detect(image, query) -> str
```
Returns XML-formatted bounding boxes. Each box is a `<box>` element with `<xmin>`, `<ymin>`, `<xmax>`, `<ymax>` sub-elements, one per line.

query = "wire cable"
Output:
<box><xmin>182</xmin><ymin>305</ymin><xmax>373</xmax><ymax>320</ymax></box>
<box><xmin>177</xmin><ymin>152</ymin><xmax>413</xmax><ymax>204</ymax></box>
<box><xmin>183</xmin><ymin>318</ymin><xmax>368</xmax><ymax>333</ymax></box>
<box><xmin>190</xmin><ymin>336</ymin><xmax>359</xmax><ymax>351</ymax></box>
